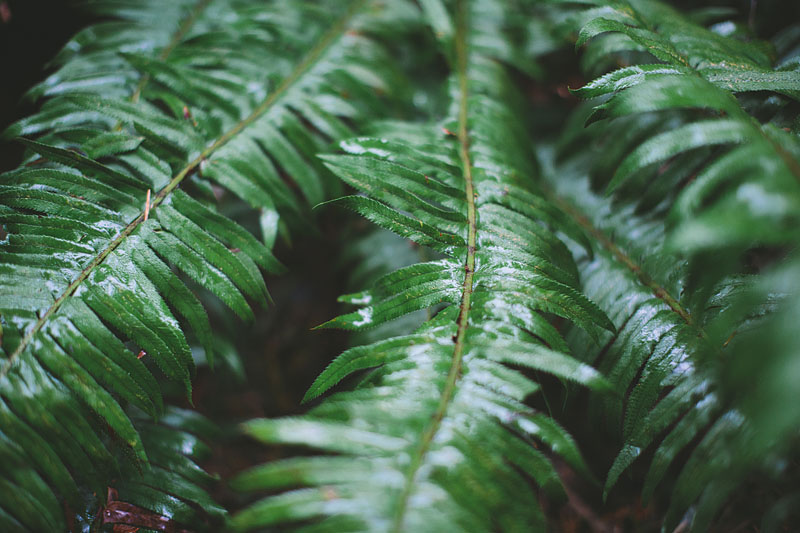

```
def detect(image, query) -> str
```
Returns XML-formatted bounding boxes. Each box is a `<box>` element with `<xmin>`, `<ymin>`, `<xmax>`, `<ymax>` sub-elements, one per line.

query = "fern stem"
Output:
<box><xmin>628</xmin><ymin>1</ymin><xmax>800</xmax><ymax>183</ymax></box>
<box><xmin>112</xmin><ymin>0</ymin><xmax>212</xmax><ymax>133</ymax></box>
<box><xmin>1</xmin><ymin>0</ymin><xmax>367</xmax><ymax>379</ymax></box>
<box><xmin>390</xmin><ymin>1</ymin><xmax>476</xmax><ymax>529</ymax></box>
<box><xmin>130</xmin><ymin>0</ymin><xmax>213</xmax><ymax>105</ymax></box>
<box><xmin>548</xmin><ymin>191</ymin><xmax>696</xmax><ymax>328</ymax></box>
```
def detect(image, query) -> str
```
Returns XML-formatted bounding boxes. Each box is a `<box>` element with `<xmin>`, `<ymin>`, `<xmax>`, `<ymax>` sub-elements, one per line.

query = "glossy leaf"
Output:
<box><xmin>233</xmin><ymin>2</ymin><xmax>614</xmax><ymax>530</ymax></box>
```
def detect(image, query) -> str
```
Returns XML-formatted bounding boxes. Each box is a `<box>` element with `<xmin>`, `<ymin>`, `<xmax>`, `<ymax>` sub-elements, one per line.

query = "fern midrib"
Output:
<box><xmin>112</xmin><ymin>0</ymin><xmax>211</xmax><ymax>135</ymax></box>
<box><xmin>129</xmin><ymin>0</ymin><xmax>213</xmax><ymax>106</ymax></box>
<box><xmin>627</xmin><ymin>2</ymin><xmax>800</xmax><ymax>184</ymax></box>
<box><xmin>1</xmin><ymin>0</ymin><xmax>367</xmax><ymax>378</ymax></box>
<box><xmin>549</xmin><ymin>190</ymin><xmax>694</xmax><ymax>326</ymax></box>
<box><xmin>390</xmin><ymin>1</ymin><xmax>476</xmax><ymax>530</ymax></box>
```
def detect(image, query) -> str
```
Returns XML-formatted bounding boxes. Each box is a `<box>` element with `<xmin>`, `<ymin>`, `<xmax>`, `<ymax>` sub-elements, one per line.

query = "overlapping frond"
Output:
<box><xmin>547</xmin><ymin>0</ymin><xmax>800</xmax><ymax>529</ymax></box>
<box><xmin>555</xmin><ymin>0</ymin><xmax>800</xmax><ymax>267</ymax></box>
<box><xmin>93</xmin><ymin>407</ymin><xmax>225</xmax><ymax>532</ymax></box>
<box><xmin>0</xmin><ymin>0</ymin><xmax>413</xmax><ymax>526</ymax></box>
<box><xmin>231</xmin><ymin>1</ymin><xmax>615</xmax><ymax>531</ymax></box>
<box><xmin>543</xmin><ymin>145</ymin><xmax>762</xmax><ymax>531</ymax></box>
<box><xmin>0</xmin><ymin>404</ymin><xmax>223</xmax><ymax>532</ymax></box>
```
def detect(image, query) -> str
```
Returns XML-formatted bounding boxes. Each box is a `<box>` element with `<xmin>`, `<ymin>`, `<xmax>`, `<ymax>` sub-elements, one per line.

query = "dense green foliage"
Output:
<box><xmin>0</xmin><ymin>0</ymin><xmax>798</xmax><ymax>531</ymax></box>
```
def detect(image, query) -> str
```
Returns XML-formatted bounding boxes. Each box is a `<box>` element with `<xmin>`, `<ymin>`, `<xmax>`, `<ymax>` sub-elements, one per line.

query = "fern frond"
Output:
<box><xmin>95</xmin><ymin>407</ymin><xmax>225</xmax><ymax>532</ymax></box>
<box><xmin>543</xmin><ymin>129</ymin><xmax>789</xmax><ymax>531</ymax></box>
<box><xmin>558</xmin><ymin>0</ymin><xmax>800</xmax><ymax>268</ymax></box>
<box><xmin>4</xmin><ymin>0</ymin><xmax>796</xmax><ymax>529</ymax></box>
<box><xmin>0</xmin><ymin>0</ymin><xmax>413</xmax><ymax>526</ymax></box>
<box><xmin>548</xmin><ymin>0</ymin><xmax>800</xmax><ymax>528</ymax></box>
<box><xmin>232</xmin><ymin>1</ymin><xmax>615</xmax><ymax>531</ymax></box>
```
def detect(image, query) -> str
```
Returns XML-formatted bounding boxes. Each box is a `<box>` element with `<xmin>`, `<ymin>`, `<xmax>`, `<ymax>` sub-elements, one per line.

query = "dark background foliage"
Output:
<box><xmin>0</xmin><ymin>0</ymin><xmax>92</xmax><ymax>170</ymax></box>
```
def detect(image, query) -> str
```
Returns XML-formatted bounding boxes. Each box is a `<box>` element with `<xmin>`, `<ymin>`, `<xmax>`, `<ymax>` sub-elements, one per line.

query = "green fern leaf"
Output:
<box><xmin>232</xmin><ymin>2</ymin><xmax>613</xmax><ymax>530</ymax></box>
<box><xmin>0</xmin><ymin>0</ymin><xmax>414</xmax><ymax>527</ymax></box>
<box><xmin>553</xmin><ymin>0</ymin><xmax>800</xmax><ymax>528</ymax></box>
